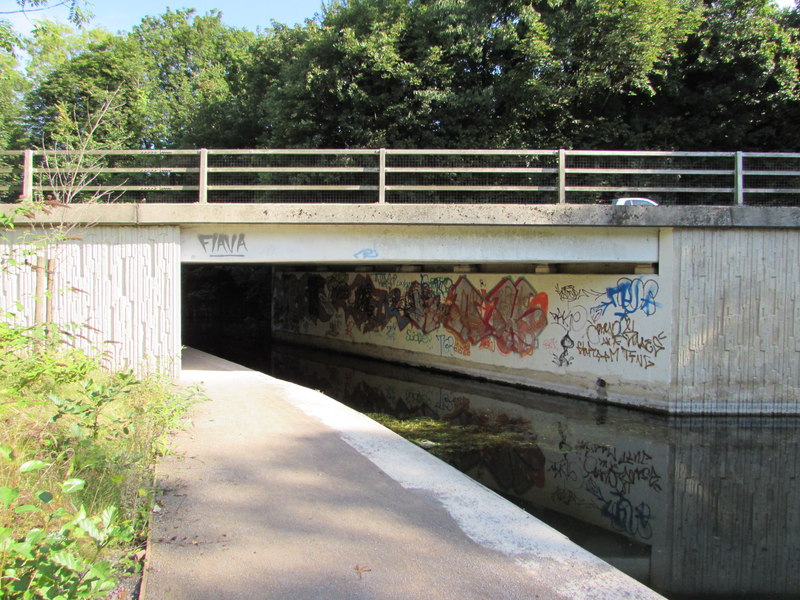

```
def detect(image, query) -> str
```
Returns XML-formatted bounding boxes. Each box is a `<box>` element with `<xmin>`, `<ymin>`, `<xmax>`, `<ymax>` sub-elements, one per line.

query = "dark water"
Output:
<box><xmin>203</xmin><ymin>338</ymin><xmax>799</xmax><ymax>600</ymax></box>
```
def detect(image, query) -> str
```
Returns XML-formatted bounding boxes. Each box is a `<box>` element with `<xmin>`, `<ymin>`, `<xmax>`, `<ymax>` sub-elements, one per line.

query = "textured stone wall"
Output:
<box><xmin>669</xmin><ymin>228</ymin><xmax>800</xmax><ymax>413</ymax></box>
<box><xmin>1</xmin><ymin>226</ymin><xmax>181</xmax><ymax>377</ymax></box>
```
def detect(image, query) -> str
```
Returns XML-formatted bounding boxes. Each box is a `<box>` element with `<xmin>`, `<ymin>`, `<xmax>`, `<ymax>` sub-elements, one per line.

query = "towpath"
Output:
<box><xmin>141</xmin><ymin>348</ymin><xmax>663</xmax><ymax>600</ymax></box>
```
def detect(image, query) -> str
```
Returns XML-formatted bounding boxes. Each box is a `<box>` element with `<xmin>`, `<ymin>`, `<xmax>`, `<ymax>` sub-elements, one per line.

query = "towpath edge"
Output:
<box><xmin>140</xmin><ymin>348</ymin><xmax>664</xmax><ymax>600</ymax></box>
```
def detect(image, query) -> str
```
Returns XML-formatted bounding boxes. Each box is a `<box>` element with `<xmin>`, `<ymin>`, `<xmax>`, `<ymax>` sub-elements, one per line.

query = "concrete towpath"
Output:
<box><xmin>140</xmin><ymin>348</ymin><xmax>664</xmax><ymax>600</ymax></box>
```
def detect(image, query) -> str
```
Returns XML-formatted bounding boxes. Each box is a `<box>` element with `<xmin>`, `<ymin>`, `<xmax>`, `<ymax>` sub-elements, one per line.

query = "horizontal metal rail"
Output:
<box><xmin>1</xmin><ymin>148</ymin><xmax>798</xmax><ymax>206</ymax></box>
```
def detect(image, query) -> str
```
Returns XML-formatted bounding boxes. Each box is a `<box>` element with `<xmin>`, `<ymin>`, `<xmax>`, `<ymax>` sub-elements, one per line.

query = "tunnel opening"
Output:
<box><xmin>181</xmin><ymin>263</ymin><xmax>273</xmax><ymax>364</ymax></box>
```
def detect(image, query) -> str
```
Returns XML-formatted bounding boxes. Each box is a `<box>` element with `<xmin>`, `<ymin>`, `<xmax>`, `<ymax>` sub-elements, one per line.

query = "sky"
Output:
<box><xmin>4</xmin><ymin>0</ymin><xmax>330</xmax><ymax>35</ymax></box>
<box><xmin>3</xmin><ymin>0</ymin><xmax>798</xmax><ymax>37</ymax></box>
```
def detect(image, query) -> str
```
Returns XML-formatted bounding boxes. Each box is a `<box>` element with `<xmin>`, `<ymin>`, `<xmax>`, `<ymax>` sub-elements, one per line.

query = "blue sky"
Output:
<box><xmin>5</xmin><ymin>0</ymin><xmax>329</xmax><ymax>35</ymax></box>
<box><xmin>4</xmin><ymin>0</ymin><xmax>797</xmax><ymax>36</ymax></box>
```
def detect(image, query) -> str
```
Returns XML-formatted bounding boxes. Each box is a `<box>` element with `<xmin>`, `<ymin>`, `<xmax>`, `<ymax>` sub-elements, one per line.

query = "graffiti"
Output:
<box><xmin>443</xmin><ymin>277</ymin><xmax>548</xmax><ymax>356</ymax></box>
<box><xmin>373</xmin><ymin>273</ymin><xmax>398</xmax><ymax>289</ymax></box>
<box><xmin>555</xmin><ymin>284</ymin><xmax>592</xmax><ymax>303</ymax></box>
<box><xmin>436</xmin><ymin>333</ymin><xmax>455</xmax><ymax>356</ymax></box>
<box><xmin>420</xmin><ymin>274</ymin><xmax>455</xmax><ymax>297</ymax></box>
<box><xmin>581</xmin><ymin>317</ymin><xmax>666</xmax><ymax>369</ymax></box>
<box><xmin>591</xmin><ymin>277</ymin><xmax>659</xmax><ymax>320</ymax></box>
<box><xmin>197</xmin><ymin>233</ymin><xmax>247</xmax><ymax>257</ymax></box>
<box><xmin>405</xmin><ymin>329</ymin><xmax>431</xmax><ymax>345</ymax></box>
<box><xmin>554</xmin><ymin>332</ymin><xmax>575</xmax><ymax>367</ymax></box>
<box><xmin>549</xmin><ymin>307</ymin><xmax>588</xmax><ymax>332</ymax></box>
<box><xmin>353</xmin><ymin>248</ymin><xmax>379</xmax><ymax>259</ymax></box>
<box><xmin>273</xmin><ymin>271</ymin><xmax>667</xmax><ymax>370</ymax></box>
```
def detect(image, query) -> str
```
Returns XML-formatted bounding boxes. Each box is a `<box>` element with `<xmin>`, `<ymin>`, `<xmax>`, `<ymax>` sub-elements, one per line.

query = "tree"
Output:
<box><xmin>25</xmin><ymin>34</ymin><xmax>149</xmax><ymax>148</ymax></box>
<box><xmin>129</xmin><ymin>9</ymin><xmax>256</xmax><ymax>148</ymax></box>
<box><xmin>0</xmin><ymin>46</ymin><xmax>24</xmax><ymax>149</ymax></box>
<box><xmin>622</xmin><ymin>0</ymin><xmax>800</xmax><ymax>150</ymax></box>
<box><xmin>252</xmin><ymin>0</ymin><xmax>708</xmax><ymax>148</ymax></box>
<box><xmin>23</xmin><ymin>10</ymin><xmax>256</xmax><ymax>149</ymax></box>
<box><xmin>0</xmin><ymin>0</ymin><xmax>90</xmax><ymax>50</ymax></box>
<box><xmin>256</xmin><ymin>0</ymin><xmax>554</xmax><ymax>148</ymax></box>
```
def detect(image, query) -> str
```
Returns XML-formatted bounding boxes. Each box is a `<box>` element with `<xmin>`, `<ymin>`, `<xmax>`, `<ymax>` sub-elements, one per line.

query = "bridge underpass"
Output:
<box><xmin>2</xmin><ymin>201</ymin><xmax>799</xmax><ymax>414</ymax></box>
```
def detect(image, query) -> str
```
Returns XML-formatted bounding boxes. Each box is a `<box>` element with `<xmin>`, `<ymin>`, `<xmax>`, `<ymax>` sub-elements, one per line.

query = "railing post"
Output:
<box><xmin>735</xmin><ymin>151</ymin><xmax>744</xmax><ymax>205</ymax></box>
<box><xmin>22</xmin><ymin>149</ymin><xmax>34</xmax><ymax>201</ymax></box>
<box><xmin>198</xmin><ymin>148</ymin><xmax>208</xmax><ymax>204</ymax></box>
<box><xmin>378</xmin><ymin>148</ymin><xmax>386</xmax><ymax>204</ymax></box>
<box><xmin>558</xmin><ymin>148</ymin><xmax>566</xmax><ymax>204</ymax></box>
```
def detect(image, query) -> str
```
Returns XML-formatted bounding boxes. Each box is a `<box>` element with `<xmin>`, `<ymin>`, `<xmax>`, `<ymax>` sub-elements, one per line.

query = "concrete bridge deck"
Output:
<box><xmin>141</xmin><ymin>348</ymin><xmax>662</xmax><ymax>600</ymax></box>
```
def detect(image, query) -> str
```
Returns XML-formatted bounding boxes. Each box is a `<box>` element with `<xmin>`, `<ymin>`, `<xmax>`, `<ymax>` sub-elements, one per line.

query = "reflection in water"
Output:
<box><xmin>238</xmin><ymin>343</ymin><xmax>800</xmax><ymax>599</ymax></box>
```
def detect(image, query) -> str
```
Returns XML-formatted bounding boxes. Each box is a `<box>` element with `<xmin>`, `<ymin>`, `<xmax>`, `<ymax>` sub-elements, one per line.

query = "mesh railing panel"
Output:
<box><xmin>207</xmin><ymin>150</ymin><xmax>379</xmax><ymax>204</ymax></box>
<box><xmin>0</xmin><ymin>152</ymin><xmax>24</xmax><ymax>202</ymax></box>
<box><xmin>3</xmin><ymin>149</ymin><xmax>800</xmax><ymax>206</ymax></box>
<box><xmin>32</xmin><ymin>150</ymin><xmax>201</xmax><ymax>204</ymax></box>
<box><xmin>743</xmin><ymin>154</ymin><xmax>800</xmax><ymax>207</ymax></box>
<box><xmin>385</xmin><ymin>151</ymin><xmax>558</xmax><ymax>204</ymax></box>
<box><xmin>565</xmin><ymin>152</ymin><xmax>737</xmax><ymax>205</ymax></box>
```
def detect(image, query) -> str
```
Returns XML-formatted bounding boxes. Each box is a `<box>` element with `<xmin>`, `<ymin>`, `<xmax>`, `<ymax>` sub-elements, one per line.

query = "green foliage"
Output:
<box><xmin>0</xmin><ymin>319</ymin><xmax>202</xmax><ymax>600</ymax></box>
<box><xmin>129</xmin><ymin>9</ymin><xmax>256</xmax><ymax>148</ymax></box>
<box><xmin>7</xmin><ymin>0</ymin><xmax>800</xmax><ymax>150</ymax></box>
<box><xmin>0</xmin><ymin>468</ymin><xmax>128</xmax><ymax>600</ymax></box>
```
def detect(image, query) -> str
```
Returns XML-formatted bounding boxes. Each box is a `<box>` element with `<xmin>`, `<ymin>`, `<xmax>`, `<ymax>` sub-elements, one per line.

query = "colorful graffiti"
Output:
<box><xmin>444</xmin><ymin>277</ymin><xmax>548</xmax><ymax>355</ymax></box>
<box><xmin>274</xmin><ymin>271</ymin><xmax>668</xmax><ymax>374</ymax></box>
<box><xmin>275</xmin><ymin>272</ymin><xmax>549</xmax><ymax>357</ymax></box>
<box><xmin>549</xmin><ymin>276</ymin><xmax>665</xmax><ymax>370</ymax></box>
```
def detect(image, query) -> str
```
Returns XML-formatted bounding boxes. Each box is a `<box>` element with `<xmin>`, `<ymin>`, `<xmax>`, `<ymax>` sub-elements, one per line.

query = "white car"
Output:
<box><xmin>611</xmin><ymin>197</ymin><xmax>658</xmax><ymax>206</ymax></box>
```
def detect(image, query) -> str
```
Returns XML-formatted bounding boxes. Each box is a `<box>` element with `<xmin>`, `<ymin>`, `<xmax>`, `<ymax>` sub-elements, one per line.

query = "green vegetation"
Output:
<box><xmin>367</xmin><ymin>413</ymin><xmax>538</xmax><ymax>460</ymax></box>
<box><xmin>0</xmin><ymin>322</ymin><xmax>200</xmax><ymax>599</ymax></box>
<box><xmin>1</xmin><ymin>0</ymin><xmax>800</xmax><ymax>152</ymax></box>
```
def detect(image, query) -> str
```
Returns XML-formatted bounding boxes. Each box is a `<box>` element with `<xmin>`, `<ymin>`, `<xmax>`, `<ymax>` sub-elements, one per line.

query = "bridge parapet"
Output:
<box><xmin>1</xmin><ymin>148</ymin><xmax>799</xmax><ymax>206</ymax></box>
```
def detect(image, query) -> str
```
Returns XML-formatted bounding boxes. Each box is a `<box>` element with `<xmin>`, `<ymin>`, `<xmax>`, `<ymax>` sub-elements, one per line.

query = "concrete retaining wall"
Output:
<box><xmin>0</xmin><ymin>226</ymin><xmax>181</xmax><ymax>378</ymax></box>
<box><xmin>668</xmin><ymin>228</ymin><xmax>800</xmax><ymax>413</ymax></box>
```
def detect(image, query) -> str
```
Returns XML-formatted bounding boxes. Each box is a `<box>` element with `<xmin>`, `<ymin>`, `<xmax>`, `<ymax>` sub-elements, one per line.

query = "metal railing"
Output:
<box><xmin>1</xmin><ymin>148</ymin><xmax>799</xmax><ymax>205</ymax></box>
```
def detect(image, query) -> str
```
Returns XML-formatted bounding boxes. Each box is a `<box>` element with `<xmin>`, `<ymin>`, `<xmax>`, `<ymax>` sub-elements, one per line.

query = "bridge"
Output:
<box><xmin>1</xmin><ymin>149</ymin><xmax>799</xmax><ymax>415</ymax></box>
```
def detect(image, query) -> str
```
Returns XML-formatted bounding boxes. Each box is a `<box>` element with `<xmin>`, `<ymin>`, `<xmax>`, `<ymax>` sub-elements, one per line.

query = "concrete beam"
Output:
<box><xmin>3</xmin><ymin>202</ymin><xmax>800</xmax><ymax>228</ymax></box>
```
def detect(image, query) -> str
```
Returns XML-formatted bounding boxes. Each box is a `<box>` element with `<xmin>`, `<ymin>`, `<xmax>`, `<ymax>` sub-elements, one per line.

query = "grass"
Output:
<box><xmin>0</xmin><ymin>320</ymin><xmax>201</xmax><ymax>600</ymax></box>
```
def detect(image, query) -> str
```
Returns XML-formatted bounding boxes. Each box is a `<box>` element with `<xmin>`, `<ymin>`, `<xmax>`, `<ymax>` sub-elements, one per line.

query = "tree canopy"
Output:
<box><xmin>3</xmin><ymin>0</ymin><xmax>800</xmax><ymax>151</ymax></box>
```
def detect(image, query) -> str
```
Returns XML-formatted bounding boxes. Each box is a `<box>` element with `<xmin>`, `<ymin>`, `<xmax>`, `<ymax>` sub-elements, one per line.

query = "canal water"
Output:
<box><xmin>203</xmin><ymin>340</ymin><xmax>799</xmax><ymax>600</ymax></box>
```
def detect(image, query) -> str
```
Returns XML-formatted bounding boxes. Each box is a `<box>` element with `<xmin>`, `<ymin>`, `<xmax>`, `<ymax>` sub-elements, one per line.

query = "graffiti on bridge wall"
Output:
<box><xmin>549</xmin><ymin>278</ymin><xmax>665</xmax><ymax>370</ymax></box>
<box><xmin>275</xmin><ymin>272</ymin><xmax>550</xmax><ymax>356</ymax></box>
<box><xmin>273</xmin><ymin>271</ymin><xmax>668</xmax><ymax>373</ymax></box>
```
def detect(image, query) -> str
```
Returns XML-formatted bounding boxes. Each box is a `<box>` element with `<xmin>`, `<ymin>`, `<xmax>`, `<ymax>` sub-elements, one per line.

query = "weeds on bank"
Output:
<box><xmin>0</xmin><ymin>321</ymin><xmax>201</xmax><ymax>599</ymax></box>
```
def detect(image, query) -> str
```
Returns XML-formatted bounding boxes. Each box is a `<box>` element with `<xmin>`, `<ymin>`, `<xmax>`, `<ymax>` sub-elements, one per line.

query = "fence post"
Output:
<box><xmin>734</xmin><ymin>151</ymin><xmax>744</xmax><ymax>205</ymax></box>
<box><xmin>558</xmin><ymin>149</ymin><xmax>566</xmax><ymax>204</ymax></box>
<box><xmin>198</xmin><ymin>148</ymin><xmax>208</xmax><ymax>204</ymax></box>
<box><xmin>378</xmin><ymin>148</ymin><xmax>386</xmax><ymax>204</ymax></box>
<box><xmin>22</xmin><ymin>149</ymin><xmax>34</xmax><ymax>201</ymax></box>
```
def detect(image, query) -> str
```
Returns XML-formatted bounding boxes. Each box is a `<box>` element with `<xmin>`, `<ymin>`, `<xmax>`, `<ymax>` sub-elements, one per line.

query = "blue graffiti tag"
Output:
<box><xmin>353</xmin><ymin>248</ymin><xmax>379</xmax><ymax>259</ymax></box>
<box><xmin>592</xmin><ymin>277</ymin><xmax>659</xmax><ymax>320</ymax></box>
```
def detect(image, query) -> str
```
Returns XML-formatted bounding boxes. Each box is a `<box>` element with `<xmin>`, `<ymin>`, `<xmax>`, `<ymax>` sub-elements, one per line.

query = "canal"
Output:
<box><xmin>194</xmin><ymin>338</ymin><xmax>798</xmax><ymax>599</ymax></box>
